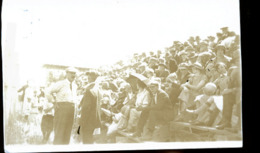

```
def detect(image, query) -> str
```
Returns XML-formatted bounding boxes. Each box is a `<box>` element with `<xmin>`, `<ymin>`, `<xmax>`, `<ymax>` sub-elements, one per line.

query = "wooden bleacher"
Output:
<box><xmin>170</xmin><ymin>121</ymin><xmax>242</xmax><ymax>141</ymax></box>
<box><xmin>116</xmin><ymin>130</ymin><xmax>143</xmax><ymax>143</ymax></box>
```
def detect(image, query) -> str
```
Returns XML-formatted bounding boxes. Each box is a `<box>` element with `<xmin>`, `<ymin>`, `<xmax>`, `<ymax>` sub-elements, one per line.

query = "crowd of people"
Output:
<box><xmin>16</xmin><ymin>27</ymin><xmax>241</xmax><ymax>144</ymax></box>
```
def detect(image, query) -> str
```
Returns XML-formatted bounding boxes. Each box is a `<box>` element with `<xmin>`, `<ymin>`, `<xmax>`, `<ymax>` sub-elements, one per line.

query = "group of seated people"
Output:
<box><xmin>18</xmin><ymin>27</ymin><xmax>241</xmax><ymax>144</ymax></box>
<box><xmin>74</xmin><ymin>27</ymin><xmax>241</xmax><ymax>142</ymax></box>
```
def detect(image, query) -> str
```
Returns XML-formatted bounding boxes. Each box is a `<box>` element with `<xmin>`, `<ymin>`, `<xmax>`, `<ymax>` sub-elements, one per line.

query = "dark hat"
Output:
<box><xmin>85</xmin><ymin>70</ymin><xmax>100</xmax><ymax>77</ymax></box>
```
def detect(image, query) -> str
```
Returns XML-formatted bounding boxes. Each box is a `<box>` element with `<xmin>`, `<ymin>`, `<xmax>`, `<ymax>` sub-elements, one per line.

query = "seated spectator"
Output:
<box><xmin>124</xmin><ymin>79</ymin><xmax>152</xmax><ymax>132</ymax></box>
<box><xmin>133</xmin><ymin>80</ymin><xmax>174</xmax><ymax>139</ymax></box>
<box><xmin>144</xmin><ymin>68</ymin><xmax>155</xmax><ymax>80</ymax></box>
<box><xmin>185</xmin><ymin>82</ymin><xmax>218</xmax><ymax>126</ymax></box>
<box><xmin>178</xmin><ymin>62</ymin><xmax>208</xmax><ymax>110</ymax></box>
<box><xmin>166</xmin><ymin>52</ymin><xmax>178</xmax><ymax>73</ymax></box>
<box><xmin>137</xmin><ymin>62</ymin><xmax>147</xmax><ymax>75</ymax></box>
<box><xmin>214</xmin><ymin>62</ymin><xmax>229</xmax><ymax>95</ymax></box>
<box><xmin>205</xmin><ymin>62</ymin><xmax>220</xmax><ymax>82</ymax></box>
<box><xmin>176</xmin><ymin>62</ymin><xmax>191</xmax><ymax>85</ymax></box>
<box><xmin>148</xmin><ymin>57</ymin><xmax>159</xmax><ymax>71</ymax></box>
<box><xmin>155</xmin><ymin>63</ymin><xmax>170</xmax><ymax>82</ymax></box>
<box><xmin>211</xmin><ymin>44</ymin><xmax>232</xmax><ymax>68</ymax></box>
<box><xmin>178</xmin><ymin>50</ymin><xmax>191</xmax><ymax>65</ymax></box>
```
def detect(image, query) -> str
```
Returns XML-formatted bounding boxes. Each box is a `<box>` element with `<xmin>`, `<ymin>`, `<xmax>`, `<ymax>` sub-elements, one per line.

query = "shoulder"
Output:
<box><xmin>158</xmin><ymin>89</ymin><xmax>169</xmax><ymax>98</ymax></box>
<box><xmin>85</xmin><ymin>82</ymin><xmax>95</xmax><ymax>90</ymax></box>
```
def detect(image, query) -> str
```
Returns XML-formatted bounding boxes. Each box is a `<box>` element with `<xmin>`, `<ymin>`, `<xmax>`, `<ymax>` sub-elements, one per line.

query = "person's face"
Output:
<box><xmin>192</xmin><ymin>67</ymin><xmax>200</xmax><ymax>74</ymax></box>
<box><xmin>158</xmin><ymin>65</ymin><xmax>164</xmax><ymax>71</ymax></box>
<box><xmin>180</xmin><ymin>69</ymin><xmax>188</xmax><ymax>74</ymax></box>
<box><xmin>181</xmin><ymin>54</ymin><xmax>188</xmax><ymax>60</ymax></box>
<box><xmin>87</xmin><ymin>75</ymin><xmax>95</xmax><ymax>83</ymax></box>
<box><xmin>217</xmin><ymin>64</ymin><xmax>226</xmax><ymax>74</ymax></box>
<box><xmin>139</xmin><ymin>67</ymin><xmax>145</xmax><ymax>72</ymax></box>
<box><xmin>66</xmin><ymin>72</ymin><xmax>76</xmax><ymax>82</ymax></box>
<box><xmin>149</xmin><ymin>85</ymin><xmax>159</xmax><ymax>94</ymax></box>
<box><xmin>217</xmin><ymin>48</ymin><xmax>224</xmax><ymax>56</ymax></box>
<box><xmin>146</xmin><ymin>72</ymin><xmax>153</xmax><ymax>77</ymax></box>
<box><xmin>200</xmin><ymin>45</ymin><xmax>207</xmax><ymax>52</ymax></box>
<box><xmin>164</xmin><ymin>83</ymin><xmax>172</xmax><ymax>94</ymax></box>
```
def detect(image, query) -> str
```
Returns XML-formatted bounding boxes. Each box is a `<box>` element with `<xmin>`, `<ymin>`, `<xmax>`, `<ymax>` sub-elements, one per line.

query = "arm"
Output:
<box><xmin>45</xmin><ymin>82</ymin><xmax>62</xmax><ymax>103</ymax></box>
<box><xmin>186</xmin><ymin>79</ymin><xmax>206</xmax><ymax>91</ymax></box>
<box><xmin>136</xmin><ymin>91</ymin><xmax>152</xmax><ymax>111</ymax></box>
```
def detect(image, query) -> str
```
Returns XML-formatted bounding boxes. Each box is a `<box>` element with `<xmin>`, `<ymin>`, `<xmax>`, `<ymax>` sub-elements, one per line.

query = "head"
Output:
<box><xmin>216</xmin><ymin>62</ymin><xmax>227</xmax><ymax>74</ymax></box>
<box><xmin>148</xmin><ymin>80</ymin><xmax>160</xmax><ymax>94</ymax></box>
<box><xmin>158</xmin><ymin>64</ymin><xmax>166</xmax><ymax>71</ymax></box>
<box><xmin>216</xmin><ymin>45</ymin><xmax>226</xmax><ymax>57</ymax></box>
<box><xmin>178</xmin><ymin>64</ymin><xmax>189</xmax><ymax>74</ymax></box>
<box><xmin>101</xmin><ymin>81</ymin><xmax>110</xmax><ymax>90</ymax></box>
<box><xmin>166</xmin><ymin>73</ymin><xmax>178</xmax><ymax>84</ymax></box>
<box><xmin>199</xmin><ymin>42</ymin><xmax>208</xmax><ymax>52</ymax></box>
<box><xmin>232</xmin><ymin>49</ymin><xmax>240</xmax><ymax>59</ymax></box>
<box><xmin>86</xmin><ymin>70</ymin><xmax>100</xmax><ymax>83</ymax></box>
<box><xmin>203</xmin><ymin>82</ymin><xmax>217</xmax><ymax>96</ymax></box>
<box><xmin>145</xmin><ymin>68</ymin><xmax>154</xmax><ymax>78</ymax></box>
<box><xmin>138</xmin><ymin>64</ymin><xmax>146</xmax><ymax>73</ymax></box>
<box><xmin>192</xmin><ymin>62</ymin><xmax>203</xmax><ymax>74</ymax></box>
<box><xmin>66</xmin><ymin>67</ymin><xmax>78</xmax><ymax>82</ymax></box>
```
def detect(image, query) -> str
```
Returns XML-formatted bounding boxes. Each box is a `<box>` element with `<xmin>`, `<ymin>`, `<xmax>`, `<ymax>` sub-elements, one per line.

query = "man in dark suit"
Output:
<box><xmin>132</xmin><ymin>80</ymin><xmax>174</xmax><ymax>139</ymax></box>
<box><xmin>78</xmin><ymin>70</ymin><xmax>101</xmax><ymax>144</ymax></box>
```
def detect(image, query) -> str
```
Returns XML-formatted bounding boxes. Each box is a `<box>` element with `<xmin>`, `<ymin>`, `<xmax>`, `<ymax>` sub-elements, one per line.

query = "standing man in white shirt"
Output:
<box><xmin>46</xmin><ymin>67</ymin><xmax>78</xmax><ymax>145</ymax></box>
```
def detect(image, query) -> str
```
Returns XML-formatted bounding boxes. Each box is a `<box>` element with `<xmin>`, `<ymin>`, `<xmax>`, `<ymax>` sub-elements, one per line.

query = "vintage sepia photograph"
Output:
<box><xmin>2</xmin><ymin>0</ymin><xmax>242</xmax><ymax>152</ymax></box>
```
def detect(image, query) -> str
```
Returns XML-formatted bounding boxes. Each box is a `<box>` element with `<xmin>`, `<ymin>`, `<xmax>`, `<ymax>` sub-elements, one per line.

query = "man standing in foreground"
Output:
<box><xmin>46</xmin><ymin>67</ymin><xmax>78</xmax><ymax>144</ymax></box>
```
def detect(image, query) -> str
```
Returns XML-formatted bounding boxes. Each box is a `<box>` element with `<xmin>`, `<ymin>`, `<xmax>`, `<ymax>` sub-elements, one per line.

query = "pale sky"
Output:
<box><xmin>2</xmin><ymin>0</ymin><xmax>240</xmax><ymax>84</ymax></box>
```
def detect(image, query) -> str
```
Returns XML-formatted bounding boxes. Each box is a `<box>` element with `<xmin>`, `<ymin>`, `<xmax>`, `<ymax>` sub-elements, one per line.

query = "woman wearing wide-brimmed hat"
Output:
<box><xmin>123</xmin><ymin>73</ymin><xmax>152</xmax><ymax>132</ymax></box>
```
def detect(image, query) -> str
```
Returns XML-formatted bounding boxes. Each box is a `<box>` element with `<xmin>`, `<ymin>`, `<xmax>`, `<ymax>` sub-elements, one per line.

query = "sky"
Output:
<box><xmin>2</xmin><ymin>0</ymin><xmax>240</xmax><ymax>84</ymax></box>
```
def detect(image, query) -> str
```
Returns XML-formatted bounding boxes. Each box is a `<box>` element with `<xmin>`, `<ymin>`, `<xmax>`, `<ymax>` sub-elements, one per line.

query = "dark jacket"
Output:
<box><xmin>149</xmin><ymin>89</ymin><xmax>174</xmax><ymax>121</ymax></box>
<box><xmin>80</xmin><ymin>83</ymin><xmax>101</xmax><ymax>130</ymax></box>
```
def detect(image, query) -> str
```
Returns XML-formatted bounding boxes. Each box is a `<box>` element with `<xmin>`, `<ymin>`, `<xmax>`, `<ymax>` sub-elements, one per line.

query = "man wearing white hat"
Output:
<box><xmin>46</xmin><ymin>67</ymin><xmax>78</xmax><ymax>144</ymax></box>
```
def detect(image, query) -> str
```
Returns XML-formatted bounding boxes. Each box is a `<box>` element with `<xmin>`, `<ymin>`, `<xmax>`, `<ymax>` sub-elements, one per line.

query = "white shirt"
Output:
<box><xmin>46</xmin><ymin>79</ymin><xmax>77</xmax><ymax>103</ymax></box>
<box><xmin>135</xmin><ymin>88</ymin><xmax>150</xmax><ymax>108</ymax></box>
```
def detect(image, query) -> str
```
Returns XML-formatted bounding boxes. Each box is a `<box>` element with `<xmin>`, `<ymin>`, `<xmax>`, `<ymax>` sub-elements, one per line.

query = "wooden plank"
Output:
<box><xmin>117</xmin><ymin>130</ymin><xmax>142</xmax><ymax>143</ymax></box>
<box><xmin>171</xmin><ymin>121</ymin><xmax>238</xmax><ymax>135</ymax></box>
